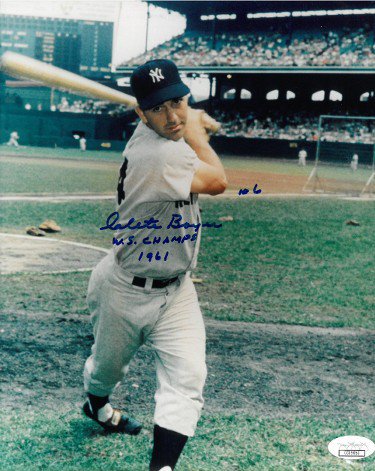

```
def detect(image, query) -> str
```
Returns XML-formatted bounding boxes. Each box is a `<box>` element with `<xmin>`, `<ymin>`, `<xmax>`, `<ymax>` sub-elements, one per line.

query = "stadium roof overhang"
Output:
<box><xmin>114</xmin><ymin>67</ymin><xmax>375</xmax><ymax>76</ymax></box>
<box><xmin>148</xmin><ymin>1</ymin><xmax>375</xmax><ymax>16</ymax></box>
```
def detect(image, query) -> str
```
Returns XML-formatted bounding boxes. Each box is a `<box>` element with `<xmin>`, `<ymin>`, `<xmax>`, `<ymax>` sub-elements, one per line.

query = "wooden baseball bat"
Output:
<box><xmin>0</xmin><ymin>51</ymin><xmax>137</xmax><ymax>107</ymax></box>
<box><xmin>0</xmin><ymin>51</ymin><xmax>221</xmax><ymax>133</ymax></box>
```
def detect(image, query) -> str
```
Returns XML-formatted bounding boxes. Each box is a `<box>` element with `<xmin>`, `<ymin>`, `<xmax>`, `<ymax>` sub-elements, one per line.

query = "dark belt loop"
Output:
<box><xmin>132</xmin><ymin>276</ymin><xmax>146</xmax><ymax>288</ymax></box>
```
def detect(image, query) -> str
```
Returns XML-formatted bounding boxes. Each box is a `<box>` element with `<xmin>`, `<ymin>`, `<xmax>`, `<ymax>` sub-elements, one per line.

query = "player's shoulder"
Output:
<box><xmin>125</xmin><ymin>122</ymin><xmax>193</xmax><ymax>158</ymax></box>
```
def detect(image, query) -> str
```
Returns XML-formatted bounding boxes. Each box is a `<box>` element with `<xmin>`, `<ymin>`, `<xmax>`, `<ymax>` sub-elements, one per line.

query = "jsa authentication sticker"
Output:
<box><xmin>328</xmin><ymin>436</ymin><xmax>375</xmax><ymax>460</ymax></box>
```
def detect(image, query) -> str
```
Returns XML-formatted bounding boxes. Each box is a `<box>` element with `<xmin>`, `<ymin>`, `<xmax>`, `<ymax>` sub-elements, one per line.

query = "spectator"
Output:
<box><xmin>122</xmin><ymin>25</ymin><xmax>375</xmax><ymax>68</ymax></box>
<box><xmin>211</xmin><ymin>110</ymin><xmax>374</xmax><ymax>144</ymax></box>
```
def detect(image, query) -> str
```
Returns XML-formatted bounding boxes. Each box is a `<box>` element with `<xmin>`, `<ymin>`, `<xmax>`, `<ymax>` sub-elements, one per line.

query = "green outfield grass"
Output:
<box><xmin>0</xmin><ymin>157</ymin><xmax>119</xmax><ymax>195</ymax></box>
<box><xmin>1</xmin><ymin>147</ymin><xmax>373</xmax><ymax>195</ymax></box>
<box><xmin>0</xmin><ymin>410</ymin><xmax>373</xmax><ymax>470</ymax></box>
<box><xmin>0</xmin><ymin>144</ymin><xmax>123</xmax><ymax>162</ymax></box>
<box><xmin>1</xmin><ymin>198</ymin><xmax>374</xmax><ymax>329</ymax></box>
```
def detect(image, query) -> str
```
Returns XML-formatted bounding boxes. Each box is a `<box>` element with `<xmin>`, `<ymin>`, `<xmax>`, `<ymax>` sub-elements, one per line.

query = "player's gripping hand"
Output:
<box><xmin>184</xmin><ymin>108</ymin><xmax>221</xmax><ymax>145</ymax></box>
<box><xmin>200</xmin><ymin>110</ymin><xmax>221</xmax><ymax>136</ymax></box>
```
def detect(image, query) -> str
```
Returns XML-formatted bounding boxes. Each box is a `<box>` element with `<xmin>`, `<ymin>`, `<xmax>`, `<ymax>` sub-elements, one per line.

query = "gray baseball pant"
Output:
<box><xmin>83</xmin><ymin>251</ymin><xmax>207</xmax><ymax>437</ymax></box>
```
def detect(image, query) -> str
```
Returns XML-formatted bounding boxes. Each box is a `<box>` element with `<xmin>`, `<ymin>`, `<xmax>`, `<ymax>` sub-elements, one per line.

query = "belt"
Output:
<box><xmin>132</xmin><ymin>275</ymin><xmax>179</xmax><ymax>289</ymax></box>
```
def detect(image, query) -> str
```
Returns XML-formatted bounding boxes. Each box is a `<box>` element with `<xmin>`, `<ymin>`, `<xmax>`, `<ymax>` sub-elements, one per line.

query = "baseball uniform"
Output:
<box><xmin>79</xmin><ymin>137</ymin><xmax>87</xmax><ymax>151</ymax></box>
<box><xmin>350</xmin><ymin>154</ymin><xmax>358</xmax><ymax>171</ymax></box>
<box><xmin>7</xmin><ymin>131</ymin><xmax>19</xmax><ymax>147</ymax></box>
<box><xmin>298</xmin><ymin>149</ymin><xmax>307</xmax><ymax>166</ymax></box>
<box><xmin>82</xmin><ymin>57</ymin><xmax>227</xmax><ymax>471</ymax></box>
<box><xmin>83</xmin><ymin>119</ymin><xmax>207</xmax><ymax>437</ymax></box>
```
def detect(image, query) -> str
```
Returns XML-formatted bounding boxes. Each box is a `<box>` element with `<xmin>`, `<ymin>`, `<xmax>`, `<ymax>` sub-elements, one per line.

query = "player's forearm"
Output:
<box><xmin>183</xmin><ymin>107</ymin><xmax>226</xmax><ymax>175</ymax></box>
<box><xmin>187</xmin><ymin>139</ymin><xmax>227</xmax><ymax>180</ymax></box>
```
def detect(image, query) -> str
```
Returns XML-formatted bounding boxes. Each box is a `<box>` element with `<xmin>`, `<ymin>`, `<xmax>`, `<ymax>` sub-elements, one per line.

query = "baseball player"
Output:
<box><xmin>350</xmin><ymin>153</ymin><xmax>358</xmax><ymax>171</ymax></box>
<box><xmin>82</xmin><ymin>59</ymin><xmax>227</xmax><ymax>471</ymax></box>
<box><xmin>7</xmin><ymin>131</ymin><xmax>20</xmax><ymax>147</ymax></box>
<box><xmin>79</xmin><ymin>136</ymin><xmax>87</xmax><ymax>151</ymax></box>
<box><xmin>298</xmin><ymin>148</ymin><xmax>307</xmax><ymax>166</ymax></box>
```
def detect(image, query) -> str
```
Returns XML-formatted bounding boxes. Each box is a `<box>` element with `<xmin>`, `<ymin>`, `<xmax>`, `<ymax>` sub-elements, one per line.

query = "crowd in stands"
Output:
<box><xmin>321</xmin><ymin>119</ymin><xmax>375</xmax><ymax>144</ymax></box>
<box><xmin>56</xmin><ymin>97</ymin><xmax>128</xmax><ymax>115</ymax></box>
<box><xmin>124</xmin><ymin>24</ymin><xmax>375</xmax><ymax>67</ymax></box>
<box><xmin>213</xmin><ymin>111</ymin><xmax>375</xmax><ymax>144</ymax></box>
<box><xmin>4</xmin><ymin>92</ymin><xmax>129</xmax><ymax>115</ymax></box>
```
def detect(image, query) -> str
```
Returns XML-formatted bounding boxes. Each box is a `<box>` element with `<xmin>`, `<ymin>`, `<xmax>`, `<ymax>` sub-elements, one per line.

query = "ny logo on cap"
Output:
<box><xmin>149</xmin><ymin>68</ymin><xmax>164</xmax><ymax>83</ymax></box>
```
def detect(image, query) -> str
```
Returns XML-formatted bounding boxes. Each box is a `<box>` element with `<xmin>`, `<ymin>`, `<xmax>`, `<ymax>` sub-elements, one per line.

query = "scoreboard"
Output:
<box><xmin>0</xmin><ymin>15</ymin><xmax>113</xmax><ymax>79</ymax></box>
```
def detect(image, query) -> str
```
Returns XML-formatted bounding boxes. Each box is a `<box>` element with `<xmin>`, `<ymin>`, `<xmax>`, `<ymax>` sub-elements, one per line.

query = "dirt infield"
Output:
<box><xmin>1</xmin><ymin>308</ymin><xmax>373</xmax><ymax>420</ymax></box>
<box><xmin>226</xmin><ymin>168</ymin><xmax>308</xmax><ymax>194</ymax></box>
<box><xmin>0</xmin><ymin>234</ymin><xmax>108</xmax><ymax>274</ymax></box>
<box><xmin>226</xmin><ymin>167</ymin><xmax>373</xmax><ymax>196</ymax></box>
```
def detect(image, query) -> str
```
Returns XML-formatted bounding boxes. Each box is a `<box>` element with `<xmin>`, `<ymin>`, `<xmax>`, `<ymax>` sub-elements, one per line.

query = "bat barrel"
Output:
<box><xmin>0</xmin><ymin>52</ymin><xmax>221</xmax><ymax>134</ymax></box>
<box><xmin>0</xmin><ymin>51</ymin><xmax>137</xmax><ymax>107</ymax></box>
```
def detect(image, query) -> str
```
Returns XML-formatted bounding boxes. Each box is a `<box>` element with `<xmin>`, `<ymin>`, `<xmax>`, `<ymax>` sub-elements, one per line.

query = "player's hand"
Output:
<box><xmin>184</xmin><ymin>108</ymin><xmax>221</xmax><ymax>146</ymax></box>
<box><xmin>201</xmin><ymin>110</ymin><xmax>221</xmax><ymax>135</ymax></box>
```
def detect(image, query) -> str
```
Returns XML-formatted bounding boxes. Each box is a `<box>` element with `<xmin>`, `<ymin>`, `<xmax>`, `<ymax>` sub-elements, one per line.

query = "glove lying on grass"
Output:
<box><xmin>26</xmin><ymin>226</ymin><xmax>45</xmax><ymax>237</ymax></box>
<box><xmin>39</xmin><ymin>219</ymin><xmax>61</xmax><ymax>232</ymax></box>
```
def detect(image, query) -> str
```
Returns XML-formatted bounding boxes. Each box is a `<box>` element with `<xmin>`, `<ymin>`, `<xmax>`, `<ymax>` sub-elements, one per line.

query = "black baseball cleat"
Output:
<box><xmin>82</xmin><ymin>400</ymin><xmax>142</xmax><ymax>435</ymax></box>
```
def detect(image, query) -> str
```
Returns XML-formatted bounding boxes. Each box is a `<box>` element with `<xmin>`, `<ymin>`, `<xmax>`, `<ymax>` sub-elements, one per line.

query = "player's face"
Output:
<box><xmin>141</xmin><ymin>96</ymin><xmax>189</xmax><ymax>141</ymax></box>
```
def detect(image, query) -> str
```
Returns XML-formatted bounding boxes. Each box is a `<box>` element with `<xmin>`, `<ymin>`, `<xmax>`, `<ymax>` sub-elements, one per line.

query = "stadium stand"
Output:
<box><xmin>123</xmin><ymin>24</ymin><xmax>375</xmax><ymax>67</ymax></box>
<box><xmin>56</xmin><ymin>97</ymin><xmax>128</xmax><ymax>115</ymax></box>
<box><xmin>4</xmin><ymin>91</ymin><xmax>129</xmax><ymax>116</ymax></box>
<box><xmin>213</xmin><ymin>110</ymin><xmax>375</xmax><ymax>143</ymax></box>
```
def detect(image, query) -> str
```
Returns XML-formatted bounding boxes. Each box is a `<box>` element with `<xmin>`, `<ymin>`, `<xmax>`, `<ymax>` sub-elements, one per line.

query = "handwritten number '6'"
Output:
<box><xmin>238</xmin><ymin>184</ymin><xmax>262</xmax><ymax>196</ymax></box>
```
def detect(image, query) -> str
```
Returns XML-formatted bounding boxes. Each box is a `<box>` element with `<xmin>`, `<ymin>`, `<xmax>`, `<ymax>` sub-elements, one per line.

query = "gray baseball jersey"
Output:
<box><xmin>113</xmin><ymin>120</ymin><xmax>202</xmax><ymax>279</ymax></box>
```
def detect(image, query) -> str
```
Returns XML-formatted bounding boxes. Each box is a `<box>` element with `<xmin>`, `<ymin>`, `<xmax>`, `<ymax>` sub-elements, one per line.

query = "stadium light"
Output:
<box><xmin>311</xmin><ymin>10</ymin><xmax>327</xmax><ymax>16</ymax></box>
<box><xmin>201</xmin><ymin>14</ymin><xmax>236</xmax><ymax>21</ymax></box>
<box><xmin>247</xmin><ymin>12</ymin><xmax>291</xmax><ymax>18</ymax></box>
<box><xmin>216</xmin><ymin>14</ymin><xmax>237</xmax><ymax>20</ymax></box>
<box><xmin>294</xmin><ymin>8</ymin><xmax>375</xmax><ymax>16</ymax></box>
<box><xmin>247</xmin><ymin>8</ymin><xmax>375</xmax><ymax>19</ymax></box>
<box><xmin>292</xmin><ymin>10</ymin><xmax>327</xmax><ymax>17</ymax></box>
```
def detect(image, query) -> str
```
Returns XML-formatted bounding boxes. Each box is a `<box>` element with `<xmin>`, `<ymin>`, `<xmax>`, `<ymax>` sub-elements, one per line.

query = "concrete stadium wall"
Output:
<box><xmin>0</xmin><ymin>106</ymin><xmax>129</xmax><ymax>145</ymax></box>
<box><xmin>1</xmin><ymin>107</ymin><xmax>372</xmax><ymax>162</ymax></box>
<box><xmin>0</xmin><ymin>131</ymin><xmax>125</xmax><ymax>152</ymax></box>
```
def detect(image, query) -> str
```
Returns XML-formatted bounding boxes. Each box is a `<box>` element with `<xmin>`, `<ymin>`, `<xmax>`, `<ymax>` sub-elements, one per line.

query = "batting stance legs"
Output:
<box><xmin>83</xmin><ymin>252</ymin><xmax>207</xmax><ymax>469</ymax></box>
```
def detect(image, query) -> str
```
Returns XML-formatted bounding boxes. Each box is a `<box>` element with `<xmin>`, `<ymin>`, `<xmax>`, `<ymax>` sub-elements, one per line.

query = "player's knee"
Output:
<box><xmin>92</xmin><ymin>356</ymin><xmax>126</xmax><ymax>384</ymax></box>
<box><xmin>176</xmin><ymin>359</ymin><xmax>207</xmax><ymax>395</ymax></box>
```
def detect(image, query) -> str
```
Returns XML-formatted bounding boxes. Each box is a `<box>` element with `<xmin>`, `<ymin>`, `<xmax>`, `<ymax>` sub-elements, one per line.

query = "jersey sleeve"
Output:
<box><xmin>143</xmin><ymin>139</ymin><xmax>200</xmax><ymax>202</ymax></box>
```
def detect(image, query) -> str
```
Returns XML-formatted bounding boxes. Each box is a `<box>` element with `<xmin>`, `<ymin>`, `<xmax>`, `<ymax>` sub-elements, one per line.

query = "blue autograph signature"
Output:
<box><xmin>100</xmin><ymin>212</ymin><xmax>222</xmax><ymax>232</ymax></box>
<box><xmin>238</xmin><ymin>184</ymin><xmax>262</xmax><ymax>196</ymax></box>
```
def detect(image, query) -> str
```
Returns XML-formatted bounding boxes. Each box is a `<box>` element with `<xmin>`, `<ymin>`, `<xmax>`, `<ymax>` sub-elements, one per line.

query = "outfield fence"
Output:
<box><xmin>211</xmin><ymin>136</ymin><xmax>374</xmax><ymax>163</ymax></box>
<box><xmin>0</xmin><ymin>132</ymin><xmax>126</xmax><ymax>151</ymax></box>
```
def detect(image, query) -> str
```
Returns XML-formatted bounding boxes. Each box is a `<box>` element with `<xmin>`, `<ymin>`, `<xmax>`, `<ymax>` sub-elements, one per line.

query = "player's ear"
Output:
<box><xmin>135</xmin><ymin>106</ymin><xmax>148</xmax><ymax>124</ymax></box>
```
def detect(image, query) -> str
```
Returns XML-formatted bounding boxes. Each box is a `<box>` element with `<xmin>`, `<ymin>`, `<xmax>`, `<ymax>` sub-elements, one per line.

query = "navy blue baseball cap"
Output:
<box><xmin>131</xmin><ymin>59</ymin><xmax>190</xmax><ymax>110</ymax></box>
